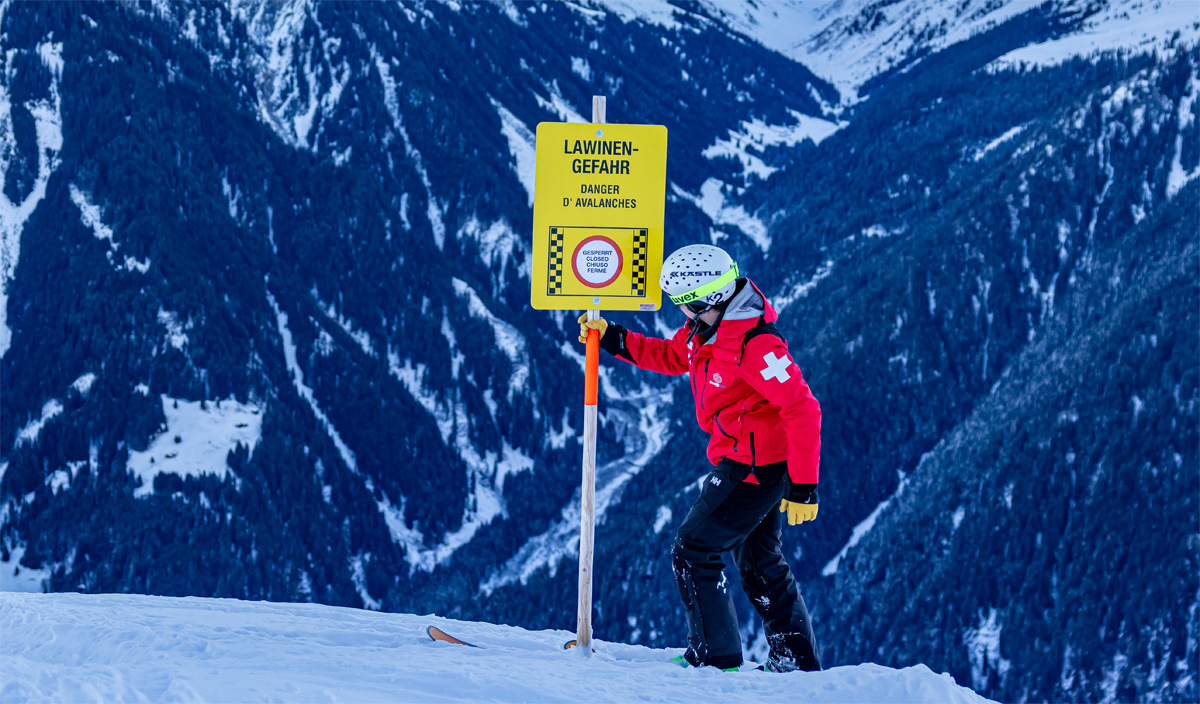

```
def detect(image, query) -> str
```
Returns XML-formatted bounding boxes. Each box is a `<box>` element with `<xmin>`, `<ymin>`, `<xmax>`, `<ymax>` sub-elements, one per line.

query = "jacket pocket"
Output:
<box><xmin>695</xmin><ymin>469</ymin><xmax>739</xmax><ymax>515</ymax></box>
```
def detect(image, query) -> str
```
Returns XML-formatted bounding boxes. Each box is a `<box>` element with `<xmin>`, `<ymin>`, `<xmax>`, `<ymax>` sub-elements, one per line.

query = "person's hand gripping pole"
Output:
<box><xmin>577</xmin><ymin>313</ymin><xmax>608</xmax><ymax>345</ymax></box>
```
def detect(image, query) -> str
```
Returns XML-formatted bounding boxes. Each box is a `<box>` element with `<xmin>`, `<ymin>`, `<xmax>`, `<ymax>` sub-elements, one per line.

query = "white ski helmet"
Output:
<box><xmin>659</xmin><ymin>244</ymin><xmax>739</xmax><ymax>308</ymax></box>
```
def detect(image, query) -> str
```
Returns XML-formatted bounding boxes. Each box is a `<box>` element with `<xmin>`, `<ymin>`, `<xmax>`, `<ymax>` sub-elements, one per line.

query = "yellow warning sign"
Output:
<box><xmin>531</xmin><ymin>122</ymin><xmax>667</xmax><ymax>311</ymax></box>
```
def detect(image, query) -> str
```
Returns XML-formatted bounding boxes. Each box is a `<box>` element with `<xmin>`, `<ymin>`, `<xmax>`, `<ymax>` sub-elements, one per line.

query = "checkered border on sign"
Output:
<box><xmin>631</xmin><ymin>229</ymin><xmax>648</xmax><ymax>296</ymax></box>
<box><xmin>547</xmin><ymin>227</ymin><xmax>565</xmax><ymax>296</ymax></box>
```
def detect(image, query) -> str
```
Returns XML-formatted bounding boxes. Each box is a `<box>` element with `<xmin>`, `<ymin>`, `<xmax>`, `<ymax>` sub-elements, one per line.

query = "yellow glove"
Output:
<box><xmin>577</xmin><ymin>314</ymin><xmax>609</xmax><ymax>343</ymax></box>
<box><xmin>780</xmin><ymin>499</ymin><xmax>818</xmax><ymax>526</ymax></box>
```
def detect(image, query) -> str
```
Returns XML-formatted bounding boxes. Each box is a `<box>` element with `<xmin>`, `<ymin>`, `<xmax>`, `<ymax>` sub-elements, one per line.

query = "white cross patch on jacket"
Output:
<box><xmin>760</xmin><ymin>351</ymin><xmax>791</xmax><ymax>383</ymax></box>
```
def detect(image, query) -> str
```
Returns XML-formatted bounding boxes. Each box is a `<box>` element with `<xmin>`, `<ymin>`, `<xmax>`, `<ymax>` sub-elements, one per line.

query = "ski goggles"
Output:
<box><xmin>667</xmin><ymin>262</ymin><xmax>739</xmax><ymax>306</ymax></box>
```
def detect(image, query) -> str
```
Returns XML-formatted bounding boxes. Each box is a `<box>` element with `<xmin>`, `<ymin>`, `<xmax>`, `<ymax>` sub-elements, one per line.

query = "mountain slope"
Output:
<box><xmin>817</xmin><ymin>179</ymin><xmax>1198</xmax><ymax>702</ymax></box>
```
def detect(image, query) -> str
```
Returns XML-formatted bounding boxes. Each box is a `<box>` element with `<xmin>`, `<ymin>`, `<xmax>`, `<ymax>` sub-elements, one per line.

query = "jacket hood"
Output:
<box><xmin>693</xmin><ymin>278</ymin><xmax>777</xmax><ymax>350</ymax></box>
<box><xmin>723</xmin><ymin>278</ymin><xmax>766</xmax><ymax>322</ymax></box>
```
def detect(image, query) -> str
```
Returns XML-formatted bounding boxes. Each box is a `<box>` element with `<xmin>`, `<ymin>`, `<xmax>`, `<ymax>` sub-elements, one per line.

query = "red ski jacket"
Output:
<box><xmin>603</xmin><ymin>279</ymin><xmax>820</xmax><ymax>485</ymax></box>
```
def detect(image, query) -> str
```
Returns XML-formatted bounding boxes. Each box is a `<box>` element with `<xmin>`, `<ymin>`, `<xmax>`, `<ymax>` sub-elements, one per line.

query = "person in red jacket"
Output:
<box><xmin>577</xmin><ymin>244</ymin><xmax>821</xmax><ymax>673</ymax></box>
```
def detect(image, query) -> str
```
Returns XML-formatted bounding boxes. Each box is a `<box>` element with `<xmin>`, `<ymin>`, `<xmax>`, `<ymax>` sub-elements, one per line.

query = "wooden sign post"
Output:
<box><xmin>528</xmin><ymin>95</ymin><xmax>667</xmax><ymax>655</ymax></box>
<box><xmin>575</xmin><ymin>97</ymin><xmax>605</xmax><ymax>653</ymax></box>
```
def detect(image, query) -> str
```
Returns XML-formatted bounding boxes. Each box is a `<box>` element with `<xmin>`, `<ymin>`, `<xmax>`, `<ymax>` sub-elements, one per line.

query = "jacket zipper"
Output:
<box><xmin>749</xmin><ymin>432</ymin><xmax>756</xmax><ymax>471</ymax></box>
<box><xmin>699</xmin><ymin>359</ymin><xmax>710</xmax><ymax>409</ymax></box>
<box><xmin>714</xmin><ymin>415</ymin><xmax>737</xmax><ymax>452</ymax></box>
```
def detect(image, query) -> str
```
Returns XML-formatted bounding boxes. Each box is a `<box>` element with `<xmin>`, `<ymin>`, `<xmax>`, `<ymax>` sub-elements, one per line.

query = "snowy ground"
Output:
<box><xmin>0</xmin><ymin>592</ymin><xmax>995</xmax><ymax>703</ymax></box>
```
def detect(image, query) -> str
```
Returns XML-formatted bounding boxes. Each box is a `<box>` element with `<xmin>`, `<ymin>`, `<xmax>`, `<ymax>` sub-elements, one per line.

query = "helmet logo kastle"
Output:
<box><xmin>666</xmin><ymin>263</ymin><xmax>739</xmax><ymax>305</ymax></box>
<box><xmin>659</xmin><ymin>244</ymin><xmax>740</xmax><ymax>307</ymax></box>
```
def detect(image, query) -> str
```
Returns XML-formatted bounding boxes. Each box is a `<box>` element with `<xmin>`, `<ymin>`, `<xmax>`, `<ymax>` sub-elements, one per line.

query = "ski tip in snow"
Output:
<box><xmin>426</xmin><ymin>625</ymin><xmax>480</xmax><ymax>648</ymax></box>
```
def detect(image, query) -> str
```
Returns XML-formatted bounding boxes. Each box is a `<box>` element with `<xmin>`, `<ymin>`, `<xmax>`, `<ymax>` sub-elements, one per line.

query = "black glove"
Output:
<box><xmin>597</xmin><ymin>323</ymin><xmax>632</xmax><ymax>362</ymax></box>
<box><xmin>786</xmin><ymin>483</ymin><xmax>818</xmax><ymax>504</ymax></box>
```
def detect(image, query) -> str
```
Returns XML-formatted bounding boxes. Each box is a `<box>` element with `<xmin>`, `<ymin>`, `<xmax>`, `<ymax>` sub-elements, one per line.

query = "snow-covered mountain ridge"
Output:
<box><xmin>612</xmin><ymin>0</ymin><xmax>1200</xmax><ymax>102</ymax></box>
<box><xmin>0</xmin><ymin>592</ymin><xmax>995</xmax><ymax>703</ymax></box>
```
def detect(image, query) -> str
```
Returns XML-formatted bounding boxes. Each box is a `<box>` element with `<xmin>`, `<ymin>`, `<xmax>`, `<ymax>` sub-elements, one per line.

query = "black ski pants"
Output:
<box><xmin>671</xmin><ymin>459</ymin><xmax>820</xmax><ymax>671</ymax></box>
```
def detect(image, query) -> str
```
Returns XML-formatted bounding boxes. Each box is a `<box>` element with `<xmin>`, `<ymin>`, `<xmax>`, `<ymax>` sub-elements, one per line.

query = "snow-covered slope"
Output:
<box><xmin>0</xmin><ymin>592</ymin><xmax>995</xmax><ymax>703</ymax></box>
<box><xmin>697</xmin><ymin>0</ymin><xmax>1200</xmax><ymax>101</ymax></box>
<box><xmin>590</xmin><ymin>0</ymin><xmax>1040</xmax><ymax>99</ymax></box>
<box><xmin>992</xmin><ymin>0</ymin><xmax>1200</xmax><ymax>69</ymax></box>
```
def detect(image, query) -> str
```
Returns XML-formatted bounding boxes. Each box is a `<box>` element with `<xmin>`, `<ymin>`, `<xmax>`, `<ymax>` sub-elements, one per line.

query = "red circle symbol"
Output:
<box><xmin>571</xmin><ymin>236</ymin><xmax>623</xmax><ymax>289</ymax></box>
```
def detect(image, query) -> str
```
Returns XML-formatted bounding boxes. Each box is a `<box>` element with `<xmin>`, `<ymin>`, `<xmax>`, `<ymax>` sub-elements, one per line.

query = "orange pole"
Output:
<box><xmin>576</xmin><ymin>312</ymin><xmax>600</xmax><ymax>653</ymax></box>
<box><xmin>584</xmin><ymin>329</ymin><xmax>600</xmax><ymax>406</ymax></box>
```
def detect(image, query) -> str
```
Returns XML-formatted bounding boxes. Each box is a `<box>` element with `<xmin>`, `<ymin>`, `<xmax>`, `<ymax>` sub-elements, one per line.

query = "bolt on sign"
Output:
<box><xmin>531</xmin><ymin>122</ymin><xmax>667</xmax><ymax>311</ymax></box>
